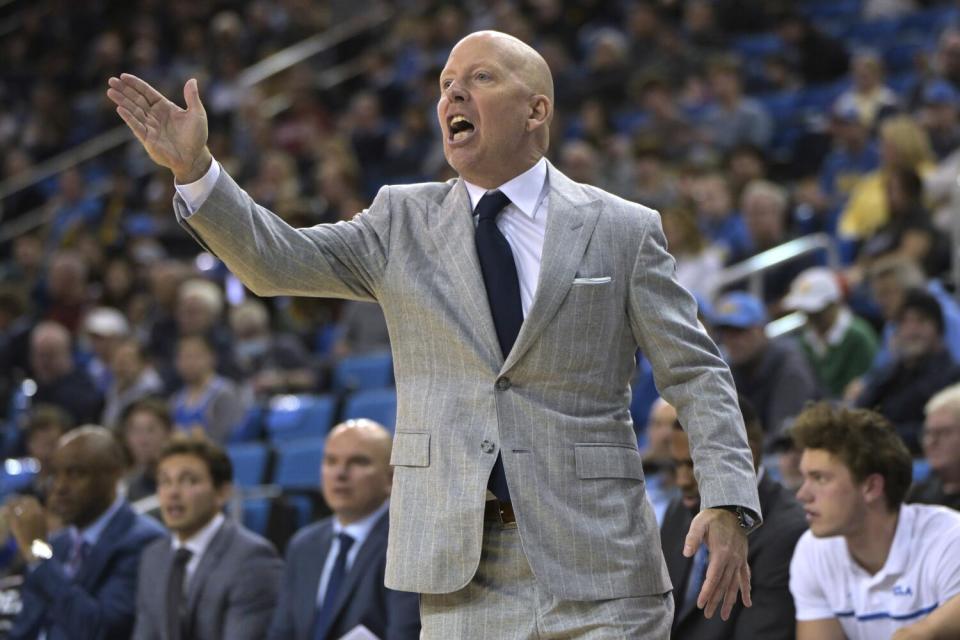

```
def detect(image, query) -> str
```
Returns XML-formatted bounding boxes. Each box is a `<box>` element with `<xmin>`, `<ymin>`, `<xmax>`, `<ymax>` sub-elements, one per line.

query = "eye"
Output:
<box><xmin>441</xmin><ymin>79</ymin><xmax>452</xmax><ymax>89</ymax></box>
<box><xmin>475</xmin><ymin>71</ymin><xmax>490</xmax><ymax>81</ymax></box>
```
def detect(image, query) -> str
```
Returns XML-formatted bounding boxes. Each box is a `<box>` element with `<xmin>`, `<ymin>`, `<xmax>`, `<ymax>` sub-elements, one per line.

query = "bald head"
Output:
<box><xmin>457</xmin><ymin>31</ymin><xmax>554</xmax><ymax>102</ymax></box>
<box><xmin>49</xmin><ymin>426</ymin><xmax>125</xmax><ymax>527</ymax></box>
<box><xmin>326</xmin><ymin>419</ymin><xmax>392</xmax><ymax>463</ymax></box>
<box><xmin>59</xmin><ymin>425</ymin><xmax>126</xmax><ymax>472</ymax></box>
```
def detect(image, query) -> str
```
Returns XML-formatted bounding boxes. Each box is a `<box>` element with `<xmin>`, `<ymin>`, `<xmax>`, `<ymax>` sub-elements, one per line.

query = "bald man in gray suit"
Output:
<box><xmin>108</xmin><ymin>29</ymin><xmax>761</xmax><ymax>639</ymax></box>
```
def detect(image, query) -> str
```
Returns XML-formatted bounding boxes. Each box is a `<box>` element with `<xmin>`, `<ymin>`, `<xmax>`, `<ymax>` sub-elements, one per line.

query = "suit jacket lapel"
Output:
<box><xmin>75</xmin><ymin>504</ymin><xmax>133</xmax><ymax>588</ymax></box>
<box><xmin>427</xmin><ymin>180</ymin><xmax>502</xmax><ymax>365</ymax></box>
<box><xmin>183</xmin><ymin>519</ymin><xmax>234</xmax><ymax>636</ymax></box>
<box><xmin>324</xmin><ymin>512</ymin><xmax>388</xmax><ymax>627</ymax></box>
<box><xmin>300</xmin><ymin>523</ymin><xmax>334</xmax><ymax>635</ymax></box>
<box><xmin>502</xmin><ymin>164</ymin><xmax>601</xmax><ymax>372</ymax></box>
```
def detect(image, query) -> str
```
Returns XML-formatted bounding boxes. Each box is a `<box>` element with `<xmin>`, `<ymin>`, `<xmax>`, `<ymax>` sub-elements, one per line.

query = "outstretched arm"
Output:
<box><xmin>106</xmin><ymin>74</ymin><xmax>212</xmax><ymax>183</ymax></box>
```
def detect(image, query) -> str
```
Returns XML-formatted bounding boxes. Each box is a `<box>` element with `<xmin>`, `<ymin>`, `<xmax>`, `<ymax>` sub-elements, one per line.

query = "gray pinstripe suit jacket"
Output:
<box><xmin>173</xmin><ymin>161</ymin><xmax>761</xmax><ymax>602</ymax></box>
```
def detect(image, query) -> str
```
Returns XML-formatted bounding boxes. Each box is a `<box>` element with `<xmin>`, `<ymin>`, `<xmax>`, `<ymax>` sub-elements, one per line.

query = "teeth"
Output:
<box><xmin>451</xmin><ymin>115</ymin><xmax>467</xmax><ymax>125</ymax></box>
<box><xmin>453</xmin><ymin>130</ymin><xmax>471</xmax><ymax>141</ymax></box>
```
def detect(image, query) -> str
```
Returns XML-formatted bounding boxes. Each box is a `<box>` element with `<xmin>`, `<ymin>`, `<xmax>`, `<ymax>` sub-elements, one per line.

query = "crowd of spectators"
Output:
<box><xmin>2</xmin><ymin>0</ymin><xmax>960</xmax><ymax>637</ymax></box>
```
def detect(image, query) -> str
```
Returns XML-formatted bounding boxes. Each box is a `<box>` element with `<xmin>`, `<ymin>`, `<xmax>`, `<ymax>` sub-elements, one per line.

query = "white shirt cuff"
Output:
<box><xmin>175</xmin><ymin>159</ymin><xmax>220</xmax><ymax>216</ymax></box>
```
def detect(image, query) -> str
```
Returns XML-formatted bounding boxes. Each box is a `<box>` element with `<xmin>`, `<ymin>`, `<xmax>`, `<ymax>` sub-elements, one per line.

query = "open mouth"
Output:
<box><xmin>448</xmin><ymin>115</ymin><xmax>475</xmax><ymax>142</ymax></box>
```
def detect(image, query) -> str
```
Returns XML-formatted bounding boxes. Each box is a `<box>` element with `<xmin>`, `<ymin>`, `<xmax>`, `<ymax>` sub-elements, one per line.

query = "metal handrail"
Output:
<box><xmin>713</xmin><ymin>233</ymin><xmax>840</xmax><ymax>301</ymax></box>
<box><xmin>0</xmin><ymin>8</ymin><xmax>393</xmax><ymax>240</ymax></box>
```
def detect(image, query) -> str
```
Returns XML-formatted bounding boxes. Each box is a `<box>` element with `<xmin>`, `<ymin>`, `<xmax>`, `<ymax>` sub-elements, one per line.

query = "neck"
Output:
<box><xmin>175</xmin><ymin>513</ymin><xmax>219</xmax><ymax>543</ymax></box>
<box><xmin>463</xmin><ymin>155</ymin><xmax>541</xmax><ymax>190</ymax></box>
<box><xmin>187</xmin><ymin>373</ymin><xmax>213</xmax><ymax>392</ymax></box>
<box><xmin>846</xmin><ymin>506</ymin><xmax>899</xmax><ymax>574</ymax></box>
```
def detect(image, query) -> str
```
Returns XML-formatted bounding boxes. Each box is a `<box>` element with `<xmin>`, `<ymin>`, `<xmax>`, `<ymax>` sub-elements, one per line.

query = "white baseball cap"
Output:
<box><xmin>783</xmin><ymin>267</ymin><xmax>841</xmax><ymax>313</ymax></box>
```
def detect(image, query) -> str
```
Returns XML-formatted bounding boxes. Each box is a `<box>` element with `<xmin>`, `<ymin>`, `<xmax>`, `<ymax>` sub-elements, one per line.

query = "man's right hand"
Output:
<box><xmin>106</xmin><ymin>74</ymin><xmax>212</xmax><ymax>183</ymax></box>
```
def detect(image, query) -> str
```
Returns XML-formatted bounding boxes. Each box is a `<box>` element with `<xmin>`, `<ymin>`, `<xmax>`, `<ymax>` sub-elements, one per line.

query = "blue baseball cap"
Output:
<box><xmin>923</xmin><ymin>80</ymin><xmax>959</xmax><ymax>106</ymax></box>
<box><xmin>707</xmin><ymin>292</ymin><xmax>767</xmax><ymax>328</ymax></box>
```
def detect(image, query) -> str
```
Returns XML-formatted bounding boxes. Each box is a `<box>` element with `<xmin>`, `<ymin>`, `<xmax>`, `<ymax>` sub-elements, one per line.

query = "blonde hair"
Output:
<box><xmin>880</xmin><ymin>115</ymin><xmax>935</xmax><ymax>170</ymax></box>
<box><xmin>925</xmin><ymin>382</ymin><xmax>960</xmax><ymax>419</ymax></box>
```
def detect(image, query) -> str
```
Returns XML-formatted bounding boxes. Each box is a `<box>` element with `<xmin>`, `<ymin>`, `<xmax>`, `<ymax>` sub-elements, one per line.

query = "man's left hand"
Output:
<box><xmin>6</xmin><ymin>497</ymin><xmax>48</xmax><ymax>561</ymax></box>
<box><xmin>683</xmin><ymin>508</ymin><xmax>751</xmax><ymax>621</ymax></box>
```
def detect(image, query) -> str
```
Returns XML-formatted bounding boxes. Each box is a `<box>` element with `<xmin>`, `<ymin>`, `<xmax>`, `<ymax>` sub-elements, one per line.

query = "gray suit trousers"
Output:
<box><xmin>420</xmin><ymin>520</ymin><xmax>674</xmax><ymax>639</ymax></box>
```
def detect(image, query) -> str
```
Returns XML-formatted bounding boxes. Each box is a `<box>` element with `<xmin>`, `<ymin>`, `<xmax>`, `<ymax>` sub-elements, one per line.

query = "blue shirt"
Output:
<box><xmin>316</xmin><ymin>501</ymin><xmax>389</xmax><ymax>606</ymax></box>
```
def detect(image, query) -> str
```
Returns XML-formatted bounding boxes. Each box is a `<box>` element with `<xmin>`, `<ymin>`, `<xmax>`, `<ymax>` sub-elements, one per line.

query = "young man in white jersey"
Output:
<box><xmin>789</xmin><ymin>402</ymin><xmax>960</xmax><ymax>640</ymax></box>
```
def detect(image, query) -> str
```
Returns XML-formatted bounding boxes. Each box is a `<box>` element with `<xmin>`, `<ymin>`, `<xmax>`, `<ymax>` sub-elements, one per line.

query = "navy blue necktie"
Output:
<box><xmin>165</xmin><ymin>547</ymin><xmax>193</xmax><ymax>640</ymax></box>
<box><xmin>475</xmin><ymin>190</ymin><xmax>521</xmax><ymax>503</ymax></box>
<box><xmin>313</xmin><ymin>532</ymin><xmax>355</xmax><ymax>640</ymax></box>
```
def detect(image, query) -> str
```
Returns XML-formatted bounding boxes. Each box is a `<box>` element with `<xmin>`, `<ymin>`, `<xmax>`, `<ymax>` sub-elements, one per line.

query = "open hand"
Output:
<box><xmin>684</xmin><ymin>508</ymin><xmax>751</xmax><ymax>621</ymax></box>
<box><xmin>106</xmin><ymin>74</ymin><xmax>212</xmax><ymax>182</ymax></box>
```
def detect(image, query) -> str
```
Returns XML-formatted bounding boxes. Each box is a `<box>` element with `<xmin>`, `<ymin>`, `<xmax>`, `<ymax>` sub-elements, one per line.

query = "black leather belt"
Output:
<box><xmin>484</xmin><ymin>499</ymin><xmax>516</xmax><ymax>524</ymax></box>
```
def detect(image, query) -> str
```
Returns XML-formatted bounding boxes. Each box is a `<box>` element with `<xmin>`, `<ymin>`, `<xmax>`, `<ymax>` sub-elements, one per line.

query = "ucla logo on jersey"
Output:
<box><xmin>893</xmin><ymin>585</ymin><xmax>914</xmax><ymax>596</ymax></box>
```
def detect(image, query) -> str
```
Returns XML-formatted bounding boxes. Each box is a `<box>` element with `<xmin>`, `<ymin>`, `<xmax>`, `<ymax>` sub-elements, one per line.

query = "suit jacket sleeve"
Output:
<box><xmin>265</xmin><ymin>538</ymin><xmax>300</xmax><ymax>640</ymax></box>
<box><xmin>21</xmin><ymin>551</ymin><xmax>140</xmax><ymax>640</ymax></box>
<box><xmin>222</xmin><ymin>545</ymin><xmax>284</xmax><ymax>640</ymax></box>
<box><xmin>131</xmin><ymin>547</ymin><xmax>160</xmax><ymax>640</ymax></box>
<box><xmin>173</xmin><ymin>167</ymin><xmax>390</xmax><ymax>301</ymax></box>
<box><xmin>627</xmin><ymin>207</ymin><xmax>761</xmax><ymax>517</ymax></box>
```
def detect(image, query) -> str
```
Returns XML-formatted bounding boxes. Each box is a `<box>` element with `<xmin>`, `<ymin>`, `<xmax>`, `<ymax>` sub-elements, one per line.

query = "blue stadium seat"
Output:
<box><xmin>796</xmin><ymin>81</ymin><xmax>848</xmax><ymax>116</ymax></box>
<box><xmin>242</xmin><ymin>498</ymin><xmax>271</xmax><ymax>535</ymax></box>
<box><xmin>898</xmin><ymin>6</ymin><xmax>959</xmax><ymax>39</ymax></box>
<box><xmin>841</xmin><ymin>18</ymin><xmax>900</xmax><ymax>45</ymax></box>
<box><xmin>265</xmin><ymin>394</ymin><xmax>336</xmax><ymax>442</ymax></box>
<box><xmin>883</xmin><ymin>41</ymin><xmax>932</xmax><ymax>75</ymax></box>
<box><xmin>332</xmin><ymin>351</ymin><xmax>394</xmax><ymax>392</ymax></box>
<box><xmin>732</xmin><ymin>33</ymin><xmax>784</xmax><ymax>60</ymax></box>
<box><xmin>343</xmin><ymin>388</ymin><xmax>398</xmax><ymax>432</ymax></box>
<box><xmin>228</xmin><ymin>405</ymin><xmax>265</xmax><ymax>443</ymax></box>
<box><xmin>912</xmin><ymin>459</ymin><xmax>932</xmax><ymax>484</ymax></box>
<box><xmin>756</xmin><ymin>91</ymin><xmax>799</xmax><ymax>127</ymax></box>
<box><xmin>227</xmin><ymin>442</ymin><xmax>270</xmax><ymax>487</ymax></box>
<box><xmin>273</xmin><ymin>437</ymin><xmax>325</xmax><ymax>490</ymax></box>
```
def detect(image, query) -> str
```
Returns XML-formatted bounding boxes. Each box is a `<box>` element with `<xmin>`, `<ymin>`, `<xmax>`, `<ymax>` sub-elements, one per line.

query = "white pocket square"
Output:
<box><xmin>572</xmin><ymin>276</ymin><xmax>612</xmax><ymax>285</ymax></box>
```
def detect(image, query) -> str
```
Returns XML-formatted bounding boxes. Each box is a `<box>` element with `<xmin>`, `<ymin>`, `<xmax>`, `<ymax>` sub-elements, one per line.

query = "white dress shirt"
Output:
<box><xmin>171</xmin><ymin>512</ymin><xmax>225</xmax><ymax>588</ymax></box>
<box><xmin>316</xmin><ymin>502</ymin><xmax>390</xmax><ymax>606</ymax></box>
<box><xmin>175</xmin><ymin>157</ymin><xmax>551</xmax><ymax>317</ymax></box>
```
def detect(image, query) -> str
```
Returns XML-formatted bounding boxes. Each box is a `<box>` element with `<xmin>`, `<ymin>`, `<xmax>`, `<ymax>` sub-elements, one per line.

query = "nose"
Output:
<box><xmin>796</xmin><ymin>481</ymin><xmax>811</xmax><ymax>503</ymax></box>
<box><xmin>444</xmin><ymin>80</ymin><xmax>467</xmax><ymax>103</ymax></box>
<box><xmin>675</xmin><ymin>464</ymin><xmax>695</xmax><ymax>490</ymax></box>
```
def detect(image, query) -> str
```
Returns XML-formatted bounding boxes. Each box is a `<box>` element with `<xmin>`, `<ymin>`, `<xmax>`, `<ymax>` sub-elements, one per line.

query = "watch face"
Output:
<box><xmin>30</xmin><ymin>540</ymin><xmax>52</xmax><ymax>560</ymax></box>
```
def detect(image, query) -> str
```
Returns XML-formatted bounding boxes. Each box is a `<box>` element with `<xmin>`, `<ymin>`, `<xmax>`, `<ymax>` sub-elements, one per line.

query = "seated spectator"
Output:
<box><xmin>817</xmin><ymin>103</ymin><xmax>880</xmax><ymax>217</ymax></box>
<box><xmin>80</xmin><ymin>307</ymin><xmax>130</xmax><ymax>394</ymax></box>
<box><xmin>689</xmin><ymin>172</ymin><xmax>752</xmax><ymax>262</ymax></box>
<box><xmin>858</xmin><ymin>167</ymin><xmax>949</xmax><ymax>279</ymax></box>
<box><xmin>866</xmin><ymin>255</ymin><xmax>960</xmax><ymax>368</ymax></box>
<box><xmin>708</xmin><ymin>292</ymin><xmax>818</xmax><ymax>439</ymax></box>
<box><xmin>774</xmin><ymin>11</ymin><xmax>850</xmax><ymax>85</ymax></box>
<box><xmin>855</xmin><ymin>289</ymin><xmax>960</xmax><ymax>453</ymax></box>
<box><xmin>736</xmin><ymin>179</ymin><xmax>818</xmax><ymax>305</ymax></box>
<box><xmin>38</xmin><ymin>250</ymin><xmax>90</xmax><ymax>334</ymax></box>
<box><xmin>133</xmin><ymin>435</ymin><xmax>283</xmax><ymax>639</ymax></box>
<box><xmin>29</xmin><ymin>321</ymin><xmax>103</xmax><ymax>426</ymax></box>
<box><xmin>660</xmin><ymin>207</ymin><xmax>724</xmax><ymax>300</ymax></box>
<box><xmin>698</xmin><ymin>56</ymin><xmax>772</xmax><ymax>156</ymax></box>
<box><xmin>918</xmin><ymin>80</ymin><xmax>960</xmax><ymax>161</ymax></box>
<box><xmin>120</xmin><ymin>398</ymin><xmax>173</xmax><ymax>503</ymax></box>
<box><xmin>229</xmin><ymin>299</ymin><xmax>316</xmax><ymax>397</ymax></box>
<box><xmin>833</xmin><ymin>51</ymin><xmax>899</xmax><ymax>132</ymax></box>
<box><xmin>18</xmin><ymin>405</ymin><xmax>72</xmax><ymax>504</ymax></box>
<box><xmin>150</xmin><ymin>279</ymin><xmax>239</xmax><ymax>389</ymax></box>
<box><xmin>4</xmin><ymin>426</ymin><xmax>165</xmax><ymax>639</ymax></box>
<box><xmin>839</xmin><ymin>115</ymin><xmax>935</xmax><ymax>241</ymax></box>
<box><xmin>170</xmin><ymin>335</ymin><xmax>248</xmax><ymax>443</ymax></box>
<box><xmin>789</xmin><ymin>403</ymin><xmax>960</xmax><ymax>639</ymax></box>
<box><xmin>663</xmin><ymin>398</ymin><xmax>806</xmax><ymax>639</ymax></box>
<box><xmin>268</xmin><ymin>420</ymin><xmax>420</xmax><ymax>640</ymax></box>
<box><xmin>783</xmin><ymin>267</ymin><xmax>878</xmax><ymax>398</ymax></box>
<box><xmin>641</xmin><ymin>399</ymin><xmax>680</xmax><ymax>526</ymax></box>
<box><xmin>908</xmin><ymin>384</ymin><xmax>960</xmax><ymax>511</ymax></box>
<box><xmin>101</xmin><ymin>337</ymin><xmax>163</xmax><ymax>430</ymax></box>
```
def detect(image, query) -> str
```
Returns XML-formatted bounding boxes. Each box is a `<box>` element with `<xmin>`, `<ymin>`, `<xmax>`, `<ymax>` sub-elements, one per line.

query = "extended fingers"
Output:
<box><xmin>700</xmin><ymin>561</ymin><xmax>730</xmax><ymax>618</ymax></box>
<box><xmin>116</xmin><ymin>106</ymin><xmax>149</xmax><ymax>144</ymax></box>
<box><xmin>739</xmin><ymin>563</ymin><xmax>752</xmax><ymax>608</ymax></box>
<box><xmin>118</xmin><ymin>73</ymin><xmax>167</xmax><ymax>106</ymax></box>
<box><xmin>106</xmin><ymin>86</ymin><xmax>152</xmax><ymax>124</ymax></box>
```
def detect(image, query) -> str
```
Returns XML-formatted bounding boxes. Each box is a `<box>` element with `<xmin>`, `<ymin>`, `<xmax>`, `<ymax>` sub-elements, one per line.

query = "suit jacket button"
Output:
<box><xmin>496</xmin><ymin>377</ymin><xmax>511</xmax><ymax>391</ymax></box>
<box><xmin>480</xmin><ymin>440</ymin><xmax>495</xmax><ymax>454</ymax></box>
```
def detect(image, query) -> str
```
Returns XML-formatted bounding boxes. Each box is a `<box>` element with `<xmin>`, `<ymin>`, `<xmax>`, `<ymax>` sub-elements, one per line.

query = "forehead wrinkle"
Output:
<box><xmin>447</xmin><ymin>31</ymin><xmax>554</xmax><ymax>102</ymax></box>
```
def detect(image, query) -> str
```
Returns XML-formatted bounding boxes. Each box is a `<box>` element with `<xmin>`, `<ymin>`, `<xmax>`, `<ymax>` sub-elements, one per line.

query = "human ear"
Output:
<box><xmin>526</xmin><ymin>95</ymin><xmax>553</xmax><ymax>131</ymax></box>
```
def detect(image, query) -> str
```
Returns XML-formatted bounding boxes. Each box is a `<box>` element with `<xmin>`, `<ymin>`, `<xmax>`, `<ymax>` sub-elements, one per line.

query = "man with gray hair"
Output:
<box><xmin>909</xmin><ymin>383</ymin><xmax>960</xmax><ymax>510</ymax></box>
<box><xmin>30</xmin><ymin>321</ymin><xmax>103</xmax><ymax>425</ymax></box>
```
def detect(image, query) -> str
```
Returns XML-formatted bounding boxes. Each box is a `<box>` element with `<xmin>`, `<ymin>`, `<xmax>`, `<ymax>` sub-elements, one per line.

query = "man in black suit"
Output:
<box><xmin>661</xmin><ymin>399</ymin><xmax>807</xmax><ymax>639</ymax></box>
<box><xmin>268</xmin><ymin>419</ymin><xmax>420</xmax><ymax>640</ymax></box>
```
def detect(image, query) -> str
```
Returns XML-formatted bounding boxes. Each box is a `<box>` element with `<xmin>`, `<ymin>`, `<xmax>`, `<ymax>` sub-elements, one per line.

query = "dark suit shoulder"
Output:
<box><xmin>286</xmin><ymin>518</ymin><xmax>333</xmax><ymax>556</ymax></box>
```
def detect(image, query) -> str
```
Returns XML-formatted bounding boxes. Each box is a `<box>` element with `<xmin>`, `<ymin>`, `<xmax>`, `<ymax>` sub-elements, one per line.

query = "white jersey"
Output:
<box><xmin>789</xmin><ymin>503</ymin><xmax>960</xmax><ymax>640</ymax></box>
